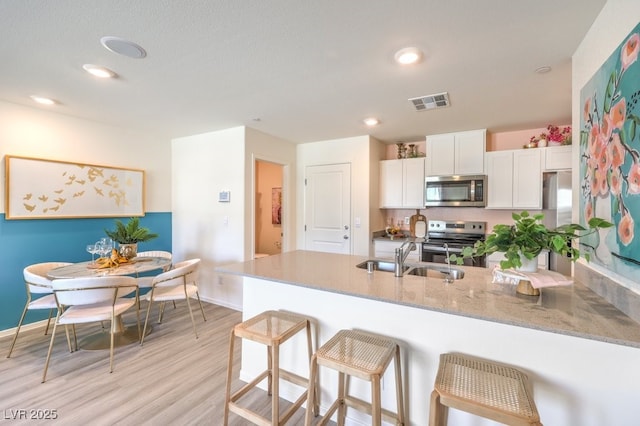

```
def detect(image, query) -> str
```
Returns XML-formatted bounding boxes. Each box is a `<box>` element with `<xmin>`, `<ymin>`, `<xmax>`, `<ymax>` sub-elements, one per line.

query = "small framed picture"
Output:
<box><xmin>218</xmin><ymin>190</ymin><xmax>230</xmax><ymax>202</ymax></box>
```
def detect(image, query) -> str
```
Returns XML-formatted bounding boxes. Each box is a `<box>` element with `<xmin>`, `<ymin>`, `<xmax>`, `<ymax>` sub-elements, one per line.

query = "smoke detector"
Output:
<box><xmin>408</xmin><ymin>92</ymin><xmax>450</xmax><ymax>111</ymax></box>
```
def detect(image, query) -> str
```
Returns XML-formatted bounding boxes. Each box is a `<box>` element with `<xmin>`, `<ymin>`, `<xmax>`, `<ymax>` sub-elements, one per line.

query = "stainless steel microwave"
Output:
<box><xmin>425</xmin><ymin>175</ymin><xmax>487</xmax><ymax>207</ymax></box>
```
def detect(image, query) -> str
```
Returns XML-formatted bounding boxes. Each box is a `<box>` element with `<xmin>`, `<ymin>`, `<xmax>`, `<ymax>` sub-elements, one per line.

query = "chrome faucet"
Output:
<box><xmin>394</xmin><ymin>241</ymin><xmax>417</xmax><ymax>277</ymax></box>
<box><xmin>443</xmin><ymin>243</ymin><xmax>453</xmax><ymax>283</ymax></box>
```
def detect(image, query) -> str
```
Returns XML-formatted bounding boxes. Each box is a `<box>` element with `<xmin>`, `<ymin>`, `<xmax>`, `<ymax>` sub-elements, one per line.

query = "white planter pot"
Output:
<box><xmin>517</xmin><ymin>253</ymin><xmax>538</xmax><ymax>272</ymax></box>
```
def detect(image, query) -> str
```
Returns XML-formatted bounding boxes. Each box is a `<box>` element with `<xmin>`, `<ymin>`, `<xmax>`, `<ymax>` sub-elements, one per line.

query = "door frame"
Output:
<box><xmin>251</xmin><ymin>155</ymin><xmax>289</xmax><ymax>259</ymax></box>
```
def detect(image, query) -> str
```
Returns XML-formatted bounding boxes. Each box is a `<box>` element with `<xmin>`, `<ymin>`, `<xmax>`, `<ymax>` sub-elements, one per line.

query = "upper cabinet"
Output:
<box><xmin>379</xmin><ymin>157</ymin><xmax>425</xmax><ymax>208</ymax></box>
<box><xmin>426</xmin><ymin>129</ymin><xmax>486</xmax><ymax>176</ymax></box>
<box><xmin>485</xmin><ymin>148</ymin><xmax>542</xmax><ymax>209</ymax></box>
<box><xmin>542</xmin><ymin>145</ymin><xmax>573</xmax><ymax>171</ymax></box>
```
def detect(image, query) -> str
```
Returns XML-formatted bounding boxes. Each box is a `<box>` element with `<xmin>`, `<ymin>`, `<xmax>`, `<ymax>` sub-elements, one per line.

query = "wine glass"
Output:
<box><xmin>103</xmin><ymin>238</ymin><xmax>114</xmax><ymax>257</ymax></box>
<box><xmin>86</xmin><ymin>244</ymin><xmax>98</xmax><ymax>264</ymax></box>
<box><xmin>95</xmin><ymin>239</ymin><xmax>106</xmax><ymax>260</ymax></box>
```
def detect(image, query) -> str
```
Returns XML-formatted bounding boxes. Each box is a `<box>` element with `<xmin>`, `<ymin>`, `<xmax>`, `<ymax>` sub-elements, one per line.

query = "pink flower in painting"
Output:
<box><xmin>618</xmin><ymin>212</ymin><xmax>635</xmax><ymax>246</ymax></box>
<box><xmin>609</xmin><ymin>133</ymin><xmax>625</xmax><ymax>169</ymax></box>
<box><xmin>621</xmin><ymin>33</ymin><xmax>640</xmax><ymax>72</ymax></box>
<box><xmin>588</xmin><ymin>124</ymin><xmax>600</xmax><ymax>154</ymax></box>
<box><xmin>596</xmin><ymin>167</ymin><xmax>610</xmax><ymax>197</ymax></box>
<box><xmin>627</xmin><ymin>162</ymin><xmax>640</xmax><ymax>194</ymax></box>
<box><xmin>609</xmin><ymin>98</ymin><xmax>627</xmax><ymax>130</ymax></box>
<box><xmin>590</xmin><ymin>132</ymin><xmax>611</xmax><ymax>174</ymax></box>
<box><xmin>600</xmin><ymin>113</ymin><xmax>613</xmax><ymax>142</ymax></box>
<box><xmin>590</xmin><ymin>168</ymin><xmax>601</xmax><ymax>197</ymax></box>
<box><xmin>610</xmin><ymin>168</ymin><xmax>622</xmax><ymax>195</ymax></box>
<box><xmin>585</xmin><ymin>199</ymin><xmax>594</xmax><ymax>223</ymax></box>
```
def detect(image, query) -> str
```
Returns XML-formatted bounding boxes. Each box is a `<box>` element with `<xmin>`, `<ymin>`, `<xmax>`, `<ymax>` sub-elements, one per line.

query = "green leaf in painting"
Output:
<box><xmin>603</xmin><ymin>71</ymin><xmax>616</xmax><ymax>114</ymax></box>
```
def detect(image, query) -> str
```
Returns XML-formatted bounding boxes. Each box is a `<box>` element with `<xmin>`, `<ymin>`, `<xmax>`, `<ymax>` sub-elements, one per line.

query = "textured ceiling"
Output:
<box><xmin>0</xmin><ymin>0</ymin><xmax>607</xmax><ymax>143</ymax></box>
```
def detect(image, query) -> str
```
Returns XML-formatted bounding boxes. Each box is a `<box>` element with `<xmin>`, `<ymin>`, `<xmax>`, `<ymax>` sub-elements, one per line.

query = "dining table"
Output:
<box><xmin>47</xmin><ymin>256</ymin><xmax>172</xmax><ymax>279</ymax></box>
<box><xmin>47</xmin><ymin>256</ymin><xmax>172</xmax><ymax>349</ymax></box>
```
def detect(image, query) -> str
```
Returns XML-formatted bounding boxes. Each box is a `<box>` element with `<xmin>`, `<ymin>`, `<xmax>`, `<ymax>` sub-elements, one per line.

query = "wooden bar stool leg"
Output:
<box><xmin>338</xmin><ymin>371</ymin><xmax>347</xmax><ymax>425</ymax></box>
<box><xmin>267</xmin><ymin>345</ymin><xmax>273</xmax><ymax>396</ymax></box>
<box><xmin>272</xmin><ymin>342</ymin><xmax>280</xmax><ymax>425</ymax></box>
<box><xmin>223</xmin><ymin>329</ymin><xmax>235</xmax><ymax>426</ymax></box>
<box><xmin>304</xmin><ymin>353</ymin><xmax>319</xmax><ymax>426</ymax></box>
<box><xmin>429</xmin><ymin>389</ymin><xmax>447</xmax><ymax>426</ymax></box>
<box><xmin>371</xmin><ymin>375</ymin><xmax>382</xmax><ymax>426</ymax></box>
<box><xmin>394</xmin><ymin>346</ymin><xmax>405</xmax><ymax>425</ymax></box>
<box><xmin>305</xmin><ymin>320</ymin><xmax>318</xmax><ymax>416</ymax></box>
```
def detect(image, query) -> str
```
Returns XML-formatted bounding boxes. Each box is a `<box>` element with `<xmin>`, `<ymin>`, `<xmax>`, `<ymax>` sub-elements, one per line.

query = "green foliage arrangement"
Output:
<box><xmin>104</xmin><ymin>217</ymin><xmax>159</xmax><ymax>244</ymax></box>
<box><xmin>449</xmin><ymin>211</ymin><xmax>613</xmax><ymax>270</ymax></box>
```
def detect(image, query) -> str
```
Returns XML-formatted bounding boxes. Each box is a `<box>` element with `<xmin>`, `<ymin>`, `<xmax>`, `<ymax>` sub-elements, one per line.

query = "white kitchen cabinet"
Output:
<box><xmin>543</xmin><ymin>145</ymin><xmax>573</xmax><ymax>171</ymax></box>
<box><xmin>426</xmin><ymin>129</ymin><xmax>486</xmax><ymax>176</ymax></box>
<box><xmin>379</xmin><ymin>158</ymin><xmax>425</xmax><ymax>208</ymax></box>
<box><xmin>485</xmin><ymin>149</ymin><xmax>542</xmax><ymax>209</ymax></box>
<box><xmin>374</xmin><ymin>239</ymin><xmax>421</xmax><ymax>262</ymax></box>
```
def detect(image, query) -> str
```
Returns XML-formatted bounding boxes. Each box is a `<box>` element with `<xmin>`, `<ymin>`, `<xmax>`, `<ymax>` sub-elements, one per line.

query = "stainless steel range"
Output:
<box><xmin>421</xmin><ymin>220</ymin><xmax>487</xmax><ymax>267</ymax></box>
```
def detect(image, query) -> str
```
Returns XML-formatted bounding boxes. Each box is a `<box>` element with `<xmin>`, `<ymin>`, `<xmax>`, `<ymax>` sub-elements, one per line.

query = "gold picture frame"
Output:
<box><xmin>4</xmin><ymin>155</ymin><xmax>145</xmax><ymax>219</ymax></box>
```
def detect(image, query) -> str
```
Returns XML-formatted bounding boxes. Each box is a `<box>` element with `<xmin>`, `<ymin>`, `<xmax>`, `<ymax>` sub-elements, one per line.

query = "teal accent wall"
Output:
<box><xmin>0</xmin><ymin>212</ymin><xmax>171</xmax><ymax>332</ymax></box>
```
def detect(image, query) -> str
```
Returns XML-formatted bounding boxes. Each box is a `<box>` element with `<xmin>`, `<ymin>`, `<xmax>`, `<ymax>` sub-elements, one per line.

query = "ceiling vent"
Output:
<box><xmin>409</xmin><ymin>92</ymin><xmax>450</xmax><ymax>111</ymax></box>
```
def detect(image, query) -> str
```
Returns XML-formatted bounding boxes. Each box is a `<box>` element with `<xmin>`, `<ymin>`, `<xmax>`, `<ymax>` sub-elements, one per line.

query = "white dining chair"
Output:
<box><xmin>7</xmin><ymin>262</ymin><xmax>72</xmax><ymax>358</ymax></box>
<box><xmin>135</xmin><ymin>250</ymin><xmax>173</xmax><ymax>289</ymax></box>
<box><xmin>140</xmin><ymin>258</ymin><xmax>206</xmax><ymax>345</ymax></box>
<box><xmin>42</xmin><ymin>276</ymin><xmax>140</xmax><ymax>383</ymax></box>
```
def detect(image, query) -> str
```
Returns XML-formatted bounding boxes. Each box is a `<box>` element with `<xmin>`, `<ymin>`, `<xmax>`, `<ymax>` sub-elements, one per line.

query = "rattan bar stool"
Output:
<box><xmin>224</xmin><ymin>310</ymin><xmax>317</xmax><ymax>426</ymax></box>
<box><xmin>305</xmin><ymin>329</ymin><xmax>404</xmax><ymax>426</ymax></box>
<box><xmin>429</xmin><ymin>353</ymin><xmax>542</xmax><ymax>426</ymax></box>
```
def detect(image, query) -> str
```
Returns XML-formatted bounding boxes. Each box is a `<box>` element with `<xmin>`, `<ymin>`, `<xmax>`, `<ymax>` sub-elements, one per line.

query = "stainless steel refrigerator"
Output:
<box><xmin>542</xmin><ymin>171</ymin><xmax>573</xmax><ymax>275</ymax></box>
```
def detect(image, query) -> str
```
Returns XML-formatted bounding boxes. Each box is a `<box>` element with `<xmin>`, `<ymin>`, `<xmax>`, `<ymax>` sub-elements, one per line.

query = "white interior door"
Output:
<box><xmin>304</xmin><ymin>163</ymin><xmax>351</xmax><ymax>254</ymax></box>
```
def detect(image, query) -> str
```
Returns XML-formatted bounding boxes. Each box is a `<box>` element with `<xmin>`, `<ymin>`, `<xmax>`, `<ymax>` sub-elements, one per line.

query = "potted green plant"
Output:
<box><xmin>105</xmin><ymin>217</ymin><xmax>158</xmax><ymax>259</ymax></box>
<box><xmin>449</xmin><ymin>211</ymin><xmax>613</xmax><ymax>271</ymax></box>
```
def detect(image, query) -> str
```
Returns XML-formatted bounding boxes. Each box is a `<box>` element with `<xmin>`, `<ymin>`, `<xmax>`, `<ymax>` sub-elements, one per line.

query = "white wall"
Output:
<box><xmin>172</xmin><ymin>126</ymin><xmax>296</xmax><ymax>310</ymax></box>
<box><xmin>0</xmin><ymin>101</ymin><xmax>171</xmax><ymax>213</ymax></box>
<box><xmin>572</xmin><ymin>0</ymin><xmax>640</xmax><ymax>291</ymax></box>
<box><xmin>296</xmin><ymin>135</ymin><xmax>385</xmax><ymax>256</ymax></box>
<box><xmin>172</xmin><ymin>127</ymin><xmax>245</xmax><ymax>309</ymax></box>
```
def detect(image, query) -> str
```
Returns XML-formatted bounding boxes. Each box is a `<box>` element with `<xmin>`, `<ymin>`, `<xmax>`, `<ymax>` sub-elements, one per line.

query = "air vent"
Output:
<box><xmin>409</xmin><ymin>92</ymin><xmax>450</xmax><ymax>111</ymax></box>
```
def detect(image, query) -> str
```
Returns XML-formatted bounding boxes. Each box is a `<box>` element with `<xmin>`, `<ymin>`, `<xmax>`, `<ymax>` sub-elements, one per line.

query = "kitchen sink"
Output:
<box><xmin>356</xmin><ymin>260</ymin><xmax>462</xmax><ymax>279</ymax></box>
<box><xmin>355</xmin><ymin>260</ymin><xmax>409</xmax><ymax>273</ymax></box>
<box><xmin>406</xmin><ymin>265</ymin><xmax>465</xmax><ymax>280</ymax></box>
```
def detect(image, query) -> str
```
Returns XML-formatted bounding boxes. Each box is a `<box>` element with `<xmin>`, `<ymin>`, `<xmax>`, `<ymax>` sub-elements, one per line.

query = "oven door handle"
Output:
<box><xmin>422</xmin><ymin>245</ymin><xmax>463</xmax><ymax>254</ymax></box>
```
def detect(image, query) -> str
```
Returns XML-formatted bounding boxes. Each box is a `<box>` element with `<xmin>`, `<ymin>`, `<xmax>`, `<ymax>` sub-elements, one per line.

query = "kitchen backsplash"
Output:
<box><xmin>383</xmin><ymin>208</ymin><xmax>523</xmax><ymax>234</ymax></box>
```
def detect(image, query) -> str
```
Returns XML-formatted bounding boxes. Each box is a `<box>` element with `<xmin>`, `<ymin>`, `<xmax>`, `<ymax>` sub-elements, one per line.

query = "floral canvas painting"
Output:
<box><xmin>580</xmin><ymin>22</ymin><xmax>640</xmax><ymax>281</ymax></box>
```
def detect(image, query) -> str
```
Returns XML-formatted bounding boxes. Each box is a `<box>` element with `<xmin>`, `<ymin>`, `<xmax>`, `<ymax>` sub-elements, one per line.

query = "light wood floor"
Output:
<box><xmin>0</xmin><ymin>302</ymin><xmax>330</xmax><ymax>425</ymax></box>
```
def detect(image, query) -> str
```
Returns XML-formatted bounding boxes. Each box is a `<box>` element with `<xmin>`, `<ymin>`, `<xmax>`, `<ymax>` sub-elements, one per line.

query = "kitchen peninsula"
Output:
<box><xmin>218</xmin><ymin>250</ymin><xmax>640</xmax><ymax>426</ymax></box>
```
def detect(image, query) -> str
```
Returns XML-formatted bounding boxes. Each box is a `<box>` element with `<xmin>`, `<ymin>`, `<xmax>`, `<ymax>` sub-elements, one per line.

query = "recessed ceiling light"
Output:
<box><xmin>364</xmin><ymin>117</ymin><xmax>380</xmax><ymax>126</ymax></box>
<box><xmin>394</xmin><ymin>47</ymin><xmax>423</xmax><ymax>65</ymax></box>
<box><xmin>82</xmin><ymin>64</ymin><xmax>117</xmax><ymax>78</ymax></box>
<box><xmin>535</xmin><ymin>66</ymin><xmax>552</xmax><ymax>74</ymax></box>
<box><xmin>30</xmin><ymin>95</ymin><xmax>57</xmax><ymax>105</ymax></box>
<box><xmin>100</xmin><ymin>36</ymin><xmax>147</xmax><ymax>59</ymax></box>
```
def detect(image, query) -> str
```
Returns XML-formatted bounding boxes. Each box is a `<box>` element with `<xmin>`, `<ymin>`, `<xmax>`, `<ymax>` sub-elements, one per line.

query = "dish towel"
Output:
<box><xmin>492</xmin><ymin>267</ymin><xmax>573</xmax><ymax>289</ymax></box>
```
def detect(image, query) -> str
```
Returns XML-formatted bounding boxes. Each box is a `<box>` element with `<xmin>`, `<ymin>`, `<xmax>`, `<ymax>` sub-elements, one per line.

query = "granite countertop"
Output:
<box><xmin>217</xmin><ymin>250</ymin><xmax>640</xmax><ymax>349</ymax></box>
<box><xmin>371</xmin><ymin>230</ymin><xmax>424</xmax><ymax>242</ymax></box>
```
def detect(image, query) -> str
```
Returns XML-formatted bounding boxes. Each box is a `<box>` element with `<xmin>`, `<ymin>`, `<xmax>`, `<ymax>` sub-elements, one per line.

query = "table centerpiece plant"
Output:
<box><xmin>449</xmin><ymin>211</ymin><xmax>613</xmax><ymax>271</ymax></box>
<box><xmin>104</xmin><ymin>217</ymin><xmax>158</xmax><ymax>259</ymax></box>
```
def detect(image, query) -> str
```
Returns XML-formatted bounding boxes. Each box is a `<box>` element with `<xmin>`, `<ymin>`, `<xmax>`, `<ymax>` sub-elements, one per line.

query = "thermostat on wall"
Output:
<box><xmin>218</xmin><ymin>191</ymin><xmax>230</xmax><ymax>202</ymax></box>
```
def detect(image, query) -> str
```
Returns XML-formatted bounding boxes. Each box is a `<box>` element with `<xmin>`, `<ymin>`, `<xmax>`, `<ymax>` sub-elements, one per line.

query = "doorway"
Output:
<box><xmin>255</xmin><ymin>160</ymin><xmax>283</xmax><ymax>258</ymax></box>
